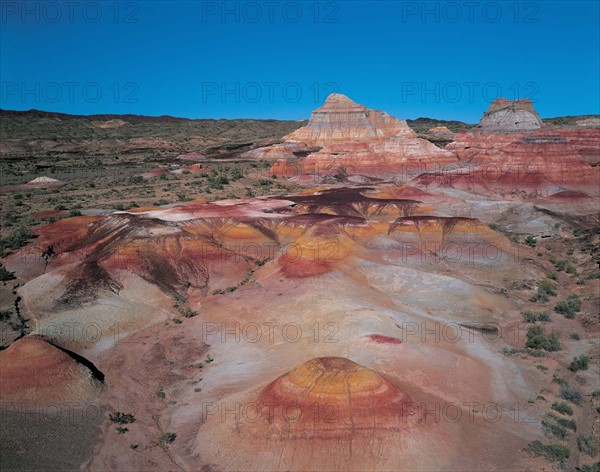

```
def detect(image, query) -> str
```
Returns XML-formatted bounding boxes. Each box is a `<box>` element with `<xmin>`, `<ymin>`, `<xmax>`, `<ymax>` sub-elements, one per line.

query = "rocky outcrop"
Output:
<box><xmin>556</xmin><ymin>128</ymin><xmax>600</xmax><ymax>166</ymax></box>
<box><xmin>444</xmin><ymin>131</ymin><xmax>599</xmax><ymax>196</ymax></box>
<box><xmin>0</xmin><ymin>336</ymin><xmax>104</xmax><ymax>406</ymax></box>
<box><xmin>267</xmin><ymin>94</ymin><xmax>457</xmax><ymax>180</ymax></box>
<box><xmin>285</xmin><ymin>93</ymin><xmax>416</xmax><ymax>146</ymax></box>
<box><xmin>477</xmin><ymin>98</ymin><xmax>544</xmax><ymax>132</ymax></box>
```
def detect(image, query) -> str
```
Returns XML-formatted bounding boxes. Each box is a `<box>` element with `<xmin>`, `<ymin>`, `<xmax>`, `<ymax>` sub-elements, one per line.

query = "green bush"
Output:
<box><xmin>578</xmin><ymin>435</ymin><xmax>599</xmax><ymax>456</ymax></box>
<box><xmin>128</xmin><ymin>175</ymin><xmax>144</xmax><ymax>184</ymax></box>
<box><xmin>530</xmin><ymin>279</ymin><xmax>557</xmax><ymax>303</ymax></box>
<box><xmin>554</xmin><ymin>296</ymin><xmax>581</xmax><ymax>319</ymax></box>
<box><xmin>551</xmin><ymin>402</ymin><xmax>573</xmax><ymax>416</ymax></box>
<box><xmin>554</xmin><ymin>260</ymin><xmax>567</xmax><ymax>271</ymax></box>
<box><xmin>0</xmin><ymin>263</ymin><xmax>15</xmax><ymax>281</ymax></box>
<box><xmin>522</xmin><ymin>310</ymin><xmax>551</xmax><ymax>323</ymax></box>
<box><xmin>178</xmin><ymin>305</ymin><xmax>198</xmax><ymax>318</ymax></box>
<box><xmin>0</xmin><ymin>226</ymin><xmax>34</xmax><ymax>256</ymax></box>
<box><xmin>525</xmin><ymin>440</ymin><xmax>570</xmax><ymax>463</ymax></box>
<box><xmin>525</xmin><ymin>326</ymin><xmax>560</xmax><ymax>352</ymax></box>
<box><xmin>109</xmin><ymin>412</ymin><xmax>136</xmax><ymax>424</ymax></box>
<box><xmin>160</xmin><ymin>432</ymin><xmax>176</xmax><ymax>444</ymax></box>
<box><xmin>542</xmin><ymin>418</ymin><xmax>567</xmax><ymax>439</ymax></box>
<box><xmin>538</xmin><ymin>312</ymin><xmax>551</xmax><ymax>322</ymax></box>
<box><xmin>569</xmin><ymin>355</ymin><xmax>590</xmax><ymax>372</ymax></box>
<box><xmin>525</xmin><ymin>235</ymin><xmax>537</xmax><ymax>247</ymax></box>
<box><xmin>560</xmin><ymin>385</ymin><xmax>583</xmax><ymax>405</ymax></box>
<box><xmin>547</xmin><ymin>413</ymin><xmax>576</xmax><ymax>431</ymax></box>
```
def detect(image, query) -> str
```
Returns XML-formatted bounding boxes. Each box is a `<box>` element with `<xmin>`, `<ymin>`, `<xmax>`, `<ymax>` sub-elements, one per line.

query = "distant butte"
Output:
<box><xmin>265</xmin><ymin>93</ymin><xmax>457</xmax><ymax>180</ymax></box>
<box><xmin>477</xmin><ymin>97</ymin><xmax>544</xmax><ymax>132</ymax></box>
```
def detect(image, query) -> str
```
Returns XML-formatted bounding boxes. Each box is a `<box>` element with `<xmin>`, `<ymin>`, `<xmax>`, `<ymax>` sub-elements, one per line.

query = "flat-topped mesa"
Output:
<box><xmin>285</xmin><ymin>93</ymin><xmax>416</xmax><ymax>146</ymax></box>
<box><xmin>477</xmin><ymin>98</ymin><xmax>544</xmax><ymax>132</ymax></box>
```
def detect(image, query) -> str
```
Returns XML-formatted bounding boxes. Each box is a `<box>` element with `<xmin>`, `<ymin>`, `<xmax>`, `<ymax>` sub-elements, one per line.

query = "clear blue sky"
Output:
<box><xmin>1</xmin><ymin>1</ymin><xmax>599</xmax><ymax>122</ymax></box>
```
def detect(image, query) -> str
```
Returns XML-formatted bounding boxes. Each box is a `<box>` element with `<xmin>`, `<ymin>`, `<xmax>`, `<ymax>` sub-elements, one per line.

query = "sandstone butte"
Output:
<box><xmin>247</xmin><ymin>93</ymin><xmax>458</xmax><ymax>180</ymax></box>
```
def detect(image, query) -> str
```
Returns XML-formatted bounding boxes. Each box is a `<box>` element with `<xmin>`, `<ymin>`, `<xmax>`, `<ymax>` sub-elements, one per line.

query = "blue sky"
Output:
<box><xmin>1</xmin><ymin>1</ymin><xmax>599</xmax><ymax>122</ymax></box>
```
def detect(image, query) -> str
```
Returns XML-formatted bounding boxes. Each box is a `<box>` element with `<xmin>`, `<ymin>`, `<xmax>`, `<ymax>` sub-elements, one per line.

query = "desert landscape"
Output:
<box><xmin>1</xmin><ymin>93</ymin><xmax>598</xmax><ymax>471</ymax></box>
<box><xmin>1</xmin><ymin>2</ymin><xmax>599</xmax><ymax>471</ymax></box>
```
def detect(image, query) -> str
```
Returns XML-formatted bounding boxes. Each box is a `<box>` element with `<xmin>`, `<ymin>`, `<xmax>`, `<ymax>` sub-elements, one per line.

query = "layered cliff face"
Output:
<box><xmin>557</xmin><ymin>128</ymin><xmax>600</xmax><ymax>166</ymax></box>
<box><xmin>438</xmin><ymin>99</ymin><xmax>600</xmax><ymax>197</ymax></box>
<box><xmin>285</xmin><ymin>93</ymin><xmax>417</xmax><ymax>146</ymax></box>
<box><xmin>477</xmin><ymin>98</ymin><xmax>544</xmax><ymax>132</ymax></box>
<box><xmin>253</xmin><ymin>357</ymin><xmax>420</xmax><ymax>438</ymax></box>
<box><xmin>264</xmin><ymin>94</ymin><xmax>457</xmax><ymax>180</ymax></box>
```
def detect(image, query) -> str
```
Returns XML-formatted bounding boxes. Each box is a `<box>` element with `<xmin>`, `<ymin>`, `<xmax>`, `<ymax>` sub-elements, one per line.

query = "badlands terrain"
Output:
<box><xmin>0</xmin><ymin>95</ymin><xmax>599</xmax><ymax>471</ymax></box>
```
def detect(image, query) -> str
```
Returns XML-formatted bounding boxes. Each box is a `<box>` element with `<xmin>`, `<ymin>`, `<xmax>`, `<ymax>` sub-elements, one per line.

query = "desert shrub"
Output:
<box><xmin>178</xmin><ymin>305</ymin><xmax>197</xmax><ymax>318</ymax></box>
<box><xmin>0</xmin><ymin>263</ymin><xmax>15</xmax><ymax>281</ymax></box>
<box><xmin>523</xmin><ymin>310</ymin><xmax>551</xmax><ymax>323</ymax></box>
<box><xmin>547</xmin><ymin>413</ymin><xmax>576</xmax><ymax>431</ymax></box>
<box><xmin>538</xmin><ymin>312</ymin><xmax>551</xmax><ymax>322</ymax></box>
<box><xmin>569</xmin><ymin>355</ymin><xmax>590</xmax><ymax>372</ymax></box>
<box><xmin>525</xmin><ymin>326</ymin><xmax>560</xmax><ymax>352</ymax></box>
<box><xmin>551</xmin><ymin>402</ymin><xmax>573</xmax><ymax>416</ymax></box>
<box><xmin>541</xmin><ymin>419</ymin><xmax>568</xmax><ymax>439</ymax></box>
<box><xmin>160</xmin><ymin>432</ymin><xmax>176</xmax><ymax>444</ymax></box>
<box><xmin>525</xmin><ymin>235</ymin><xmax>537</xmax><ymax>247</ymax></box>
<box><xmin>116</xmin><ymin>426</ymin><xmax>129</xmax><ymax>434</ymax></box>
<box><xmin>570</xmin><ymin>332</ymin><xmax>581</xmax><ymax>340</ymax></box>
<box><xmin>530</xmin><ymin>279</ymin><xmax>557</xmax><ymax>303</ymax></box>
<box><xmin>69</xmin><ymin>209</ymin><xmax>82</xmax><ymax>217</ymax></box>
<box><xmin>560</xmin><ymin>385</ymin><xmax>583</xmax><ymax>405</ymax></box>
<box><xmin>109</xmin><ymin>412</ymin><xmax>136</xmax><ymax>424</ymax></box>
<box><xmin>554</xmin><ymin>260</ymin><xmax>567</xmax><ymax>271</ymax></box>
<box><xmin>554</xmin><ymin>296</ymin><xmax>581</xmax><ymax>319</ymax></box>
<box><xmin>525</xmin><ymin>440</ymin><xmax>570</xmax><ymax>463</ymax></box>
<box><xmin>128</xmin><ymin>175</ymin><xmax>144</xmax><ymax>184</ymax></box>
<box><xmin>0</xmin><ymin>226</ymin><xmax>34</xmax><ymax>256</ymax></box>
<box><xmin>578</xmin><ymin>435</ymin><xmax>599</xmax><ymax>456</ymax></box>
<box><xmin>156</xmin><ymin>388</ymin><xmax>165</xmax><ymax>399</ymax></box>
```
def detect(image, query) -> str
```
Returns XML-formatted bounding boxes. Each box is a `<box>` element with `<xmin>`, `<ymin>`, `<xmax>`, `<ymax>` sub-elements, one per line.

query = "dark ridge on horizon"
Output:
<box><xmin>2</xmin><ymin>108</ymin><xmax>597</xmax><ymax>126</ymax></box>
<box><xmin>0</xmin><ymin>108</ymin><xmax>307</xmax><ymax>124</ymax></box>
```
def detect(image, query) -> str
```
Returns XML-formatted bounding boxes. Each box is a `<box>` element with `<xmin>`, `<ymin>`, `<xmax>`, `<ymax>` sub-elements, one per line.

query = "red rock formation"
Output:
<box><xmin>445</xmin><ymin>131</ymin><xmax>599</xmax><ymax>196</ymax></box>
<box><xmin>285</xmin><ymin>93</ymin><xmax>416</xmax><ymax>146</ymax></box>
<box><xmin>556</xmin><ymin>128</ymin><xmax>600</xmax><ymax>166</ymax></box>
<box><xmin>268</xmin><ymin>94</ymin><xmax>457</xmax><ymax>180</ymax></box>
<box><xmin>0</xmin><ymin>336</ymin><xmax>104</xmax><ymax>406</ymax></box>
<box><xmin>440</xmin><ymin>100</ymin><xmax>599</xmax><ymax>196</ymax></box>
<box><xmin>253</xmin><ymin>357</ymin><xmax>419</xmax><ymax>439</ymax></box>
